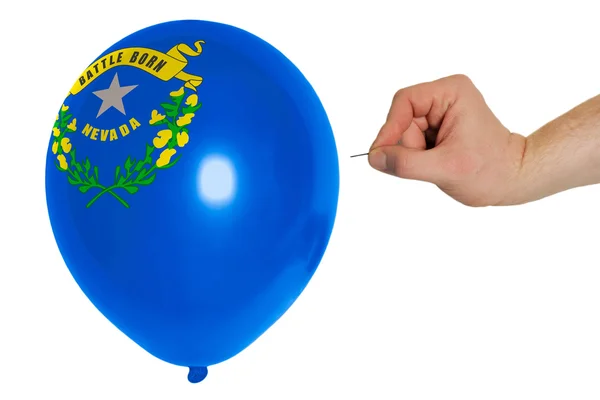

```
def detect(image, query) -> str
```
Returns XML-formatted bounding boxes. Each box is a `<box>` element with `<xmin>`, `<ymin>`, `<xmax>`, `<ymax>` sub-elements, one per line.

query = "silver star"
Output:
<box><xmin>92</xmin><ymin>72</ymin><xmax>138</xmax><ymax>118</ymax></box>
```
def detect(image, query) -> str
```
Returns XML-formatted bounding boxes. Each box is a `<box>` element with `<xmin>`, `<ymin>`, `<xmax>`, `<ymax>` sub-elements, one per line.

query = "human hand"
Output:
<box><xmin>368</xmin><ymin>74</ymin><xmax>527</xmax><ymax>207</ymax></box>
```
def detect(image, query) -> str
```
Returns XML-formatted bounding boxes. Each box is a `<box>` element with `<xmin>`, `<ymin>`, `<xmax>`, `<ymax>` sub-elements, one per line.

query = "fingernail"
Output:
<box><xmin>369</xmin><ymin>150</ymin><xmax>387</xmax><ymax>171</ymax></box>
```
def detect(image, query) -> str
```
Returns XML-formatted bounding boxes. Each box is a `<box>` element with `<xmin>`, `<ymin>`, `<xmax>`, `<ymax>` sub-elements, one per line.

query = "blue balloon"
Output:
<box><xmin>45</xmin><ymin>20</ymin><xmax>339</xmax><ymax>382</ymax></box>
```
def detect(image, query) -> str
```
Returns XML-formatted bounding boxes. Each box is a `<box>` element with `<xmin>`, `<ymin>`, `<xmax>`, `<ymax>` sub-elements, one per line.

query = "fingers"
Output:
<box><xmin>400</xmin><ymin>120</ymin><xmax>427</xmax><ymax>150</ymax></box>
<box><xmin>371</xmin><ymin>74</ymin><xmax>471</xmax><ymax>150</ymax></box>
<box><xmin>368</xmin><ymin>145</ymin><xmax>447</xmax><ymax>184</ymax></box>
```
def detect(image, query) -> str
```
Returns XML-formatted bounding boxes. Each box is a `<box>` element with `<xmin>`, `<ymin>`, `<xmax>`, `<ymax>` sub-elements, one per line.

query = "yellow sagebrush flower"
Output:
<box><xmin>61</xmin><ymin>137</ymin><xmax>72</xmax><ymax>153</ymax></box>
<box><xmin>61</xmin><ymin>104</ymin><xmax>69</xmax><ymax>112</ymax></box>
<box><xmin>67</xmin><ymin>118</ymin><xmax>77</xmax><ymax>131</ymax></box>
<box><xmin>176</xmin><ymin>113</ymin><xmax>194</xmax><ymax>127</ymax></box>
<box><xmin>52</xmin><ymin>127</ymin><xmax>60</xmax><ymax>137</ymax></box>
<box><xmin>185</xmin><ymin>94</ymin><xmax>198</xmax><ymax>107</ymax></box>
<box><xmin>152</xmin><ymin>130</ymin><xmax>172</xmax><ymax>149</ymax></box>
<box><xmin>156</xmin><ymin>148</ymin><xmax>177</xmax><ymax>168</ymax></box>
<box><xmin>170</xmin><ymin>87</ymin><xmax>185</xmax><ymax>97</ymax></box>
<box><xmin>57</xmin><ymin>154</ymin><xmax>68</xmax><ymax>170</ymax></box>
<box><xmin>176</xmin><ymin>132</ymin><xmax>189</xmax><ymax>148</ymax></box>
<box><xmin>149</xmin><ymin>110</ymin><xmax>166</xmax><ymax>125</ymax></box>
<box><xmin>52</xmin><ymin>141</ymin><xmax>58</xmax><ymax>154</ymax></box>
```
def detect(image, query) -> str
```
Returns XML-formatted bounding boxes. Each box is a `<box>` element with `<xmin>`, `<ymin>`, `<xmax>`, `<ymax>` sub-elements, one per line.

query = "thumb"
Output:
<box><xmin>368</xmin><ymin>145</ymin><xmax>446</xmax><ymax>184</ymax></box>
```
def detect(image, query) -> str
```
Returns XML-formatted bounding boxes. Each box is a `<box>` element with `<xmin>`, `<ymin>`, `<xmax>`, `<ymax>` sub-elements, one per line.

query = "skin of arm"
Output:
<box><xmin>506</xmin><ymin>95</ymin><xmax>600</xmax><ymax>205</ymax></box>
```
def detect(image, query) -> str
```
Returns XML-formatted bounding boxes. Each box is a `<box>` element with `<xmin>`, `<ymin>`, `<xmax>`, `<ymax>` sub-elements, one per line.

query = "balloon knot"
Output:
<box><xmin>188</xmin><ymin>366</ymin><xmax>208</xmax><ymax>383</ymax></box>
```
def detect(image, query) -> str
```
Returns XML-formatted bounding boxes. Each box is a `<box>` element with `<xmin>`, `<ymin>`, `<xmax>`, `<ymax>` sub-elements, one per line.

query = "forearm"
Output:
<box><xmin>505</xmin><ymin>94</ymin><xmax>600</xmax><ymax>205</ymax></box>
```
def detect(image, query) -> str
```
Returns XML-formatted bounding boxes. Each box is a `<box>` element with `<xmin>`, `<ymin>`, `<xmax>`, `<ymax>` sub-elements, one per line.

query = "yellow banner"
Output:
<box><xmin>69</xmin><ymin>40</ymin><xmax>205</xmax><ymax>95</ymax></box>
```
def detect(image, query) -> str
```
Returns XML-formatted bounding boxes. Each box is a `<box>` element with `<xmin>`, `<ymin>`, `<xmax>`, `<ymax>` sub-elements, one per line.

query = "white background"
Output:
<box><xmin>2</xmin><ymin>1</ymin><xmax>600</xmax><ymax>399</ymax></box>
